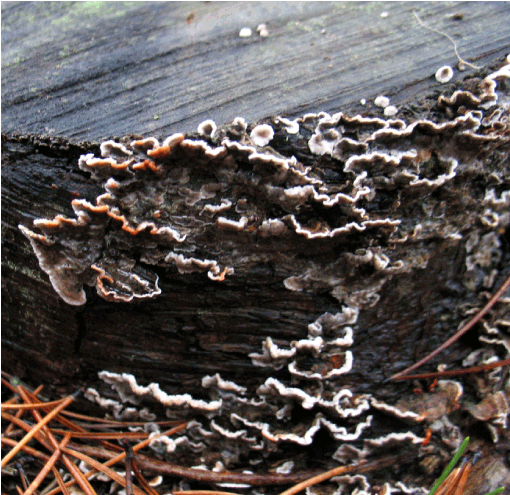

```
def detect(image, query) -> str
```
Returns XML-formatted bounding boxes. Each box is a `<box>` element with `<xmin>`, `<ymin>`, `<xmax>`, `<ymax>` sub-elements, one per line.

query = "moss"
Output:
<box><xmin>50</xmin><ymin>1</ymin><xmax>131</xmax><ymax>27</ymax></box>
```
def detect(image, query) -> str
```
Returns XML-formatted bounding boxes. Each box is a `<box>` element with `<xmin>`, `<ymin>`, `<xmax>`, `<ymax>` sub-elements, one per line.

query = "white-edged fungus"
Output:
<box><xmin>257</xmin><ymin>218</ymin><xmax>288</xmax><ymax>237</ymax></box>
<box><xmin>435</xmin><ymin>65</ymin><xmax>454</xmax><ymax>83</ymax></box>
<box><xmin>100</xmin><ymin>140</ymin><xmax>132</xmax><ymax>158</ymax></box>
<box><xmin>98</xmin><ymin>371</ymin><xmax>222</xmax><ymax>412</ymax></box>
<box><xmin>250</xmin><ymin>124</ymin><xmax>274</xmax><ymax>147</ymax></box>
<box><xmin>275</xmin><ymin>461</ymin><xmax>294</xmax><ymax>474</ymax></box>
<box><xmin>274</xmin><ymin>116</ymin><xmax>300</xmax><ymax>134</ymax></box>
<box><xmin>202</xmin><ymin>374</ymin><xmax>247</xmax><ymax>395</ymax></box>
<box><xmin>215</xmin><ymin>216</ymin><xmax>249</xmax><ymax>231</ymax></box>
<box><xmin>230</xmin><ymin>116</ymin><xmax>248</xmax><ymax>131</ymax></box>
<box><xmin>197</xmin><ymin>119</ymin><xmax>218</xmax><ymax>139</ymax></box>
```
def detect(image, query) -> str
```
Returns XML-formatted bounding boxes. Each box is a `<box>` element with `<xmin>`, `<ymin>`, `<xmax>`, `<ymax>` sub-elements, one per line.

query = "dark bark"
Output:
<box><xmin>2</xmin><ymin>2</ymin><xmax>510</xmax><ymax>493</ymax></box>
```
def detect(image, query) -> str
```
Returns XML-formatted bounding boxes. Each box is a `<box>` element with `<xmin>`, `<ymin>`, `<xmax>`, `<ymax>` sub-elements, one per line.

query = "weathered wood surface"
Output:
<box><xmin>2</xmin><ymin>1</ymin><xmax>510</xmax><ymax>140</ymax></box>
<box><xmin>2</xmin><ymin>2</ymin><xmax>510</xmax><ymax>493</ymax></box>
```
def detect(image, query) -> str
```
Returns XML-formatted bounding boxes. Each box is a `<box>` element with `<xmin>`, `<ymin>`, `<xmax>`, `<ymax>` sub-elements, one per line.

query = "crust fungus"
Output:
<box><xmin>20</xmin><ymin>59</ymin><xmax>510</xmax><ymax>493</ymax></box>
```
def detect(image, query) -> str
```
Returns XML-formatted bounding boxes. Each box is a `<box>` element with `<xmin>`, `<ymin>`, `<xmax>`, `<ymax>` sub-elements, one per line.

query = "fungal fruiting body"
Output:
<box><xmin>20</xmin><ymin>61</ymin><xmax>510</xmax><ymax>493</ymax></box>
<box><xmin>435</xmin><ymin>65</ymin><xmax>454</xmax><ymax>83</ymax></box>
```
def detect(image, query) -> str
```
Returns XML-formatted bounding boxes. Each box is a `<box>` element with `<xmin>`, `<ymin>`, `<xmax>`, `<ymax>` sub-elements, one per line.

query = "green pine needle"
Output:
<box><xmin>483</xmin><ymin>489</ymin><xmax>504</xmax><ymax>495</ymax></box>
<box><xmin>427</xmin><ymin>437</ymin><xmax>470</xmax><ymax>495</ymax></box>
<box><xmin>427</xmin><ymin>437</ymin><xmax>505</xmax><ymax>495</ymax></box>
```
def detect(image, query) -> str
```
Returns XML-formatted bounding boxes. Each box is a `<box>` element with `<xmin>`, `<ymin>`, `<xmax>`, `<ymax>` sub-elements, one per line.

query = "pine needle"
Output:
<box><xmin>427</xmin><ymin>437</ymin><xmax>469</xmax><ymax>495</ymax></box>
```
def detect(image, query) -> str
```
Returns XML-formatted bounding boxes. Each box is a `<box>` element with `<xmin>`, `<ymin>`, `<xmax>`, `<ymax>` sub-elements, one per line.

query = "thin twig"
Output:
<box><xmin>49</xmin><ymin>467</ymin><xmax>71</xmax><ymax>495</ymax></box>
<box><xmin>280</xmin><ymin>462</ymin><xmax>365</xmax><ymax>495</ymax></box>
<box><xmin>61</xmin><ymin>409</ymin><xmax>183</xmax><ymax>427</ymax></box>
<box><xmin>2</xmin><ymin>398</ymin><xmax>71</xmax><ymax>410</ymax></box>
<box><xmin>49</xmin><ymin>429</ymin><xmax>150</xmax><ymax>440</ymax></box>
<box><xmin>390</xmin><ymin>274</ymin><xmax>510</xmax><ymax>381</ymax></box>
<box><xmin>174</xmin><ymin>492</ymin><xmax>242</xmax><ymax>495</ymax></box>
<box><xmin>413</xmin><ymin>11</ymin><xmax>482</xmax><ymax>70</ymax></box>
<box><xmin>427</xmin><ymin>437</ymin><xmax>469</xmax><ymax>495</ymax></box>
<box><xmin>122</xmin><ymin>440</ymin><xmax>134</xmax><ymax>495</ymax></box>
<box><xmin>39</xmin><ymin>476</ymin><xmax>60</xmax><ymax>495</ymax></box>
<box><xmin>76</xmin><ymin>445</ymin><xmax>402</xmax><ymax>486</ymax></box>
<box><xmin>22</xmin><ymin>387</ymin><xmax>123</xmax><ymax>453</ymax></box>
<box><xmin>434</xmin><ymin>466</ymin><xmax>463</xmax><ymax>495</ymax></box>
<box><xmin>452</xmin><ymin>462</ymin><xmax>471</xmax><ymax>495</ymax></box>
<box><xmin>4</xmin><ymin>385</ymin><xmax>43</xmax><ymax>436</ymax></box>
<box><xmin>391</xmin><ymin>358</ymin><xmax>510</xmax><ymax>381</ymax></box>
<box><xmin>15</xmin><ymin>461</ymin><xmax>29</xmax><ymax>491</ymax></box>
<box><xmin>1</xmin><ymin>436</ymin><xmax>51</xmax><ymax>463</ymax></box>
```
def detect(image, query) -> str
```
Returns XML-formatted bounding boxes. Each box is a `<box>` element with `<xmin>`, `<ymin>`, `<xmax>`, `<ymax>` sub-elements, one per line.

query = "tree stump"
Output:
<box><xmin>2</xmin><ymin>3</ymin><xmax>510</xmax><ymax>494</ymax></box>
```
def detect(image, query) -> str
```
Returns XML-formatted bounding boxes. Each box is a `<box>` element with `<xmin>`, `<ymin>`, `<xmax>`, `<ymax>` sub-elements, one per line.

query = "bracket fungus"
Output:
<box><xmin>20</xmin><ymin>60</ymin><xmax>510</xmax><ymax>493</ymax></box>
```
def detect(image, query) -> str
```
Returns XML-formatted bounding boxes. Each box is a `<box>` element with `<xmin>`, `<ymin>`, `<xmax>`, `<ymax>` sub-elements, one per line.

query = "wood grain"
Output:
<box><xmin>3</xmin><ymin>2</ymin><xmax>510</xmax><ymax>140</ymax></box>
<box><xmin>2</xmin><ymin>3</ymin><xmax>509</xmax><ymax>492</ymax></box>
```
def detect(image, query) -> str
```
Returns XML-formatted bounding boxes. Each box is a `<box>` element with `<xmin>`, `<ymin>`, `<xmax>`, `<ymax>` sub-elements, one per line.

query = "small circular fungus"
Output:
<box><xmin>250</xmin><ymin>124</ymin><xmax>274</xmax><ymax>147</ymax></box>
<box><xmin>239</xmin><ymin>27</ymin><xmax>252</xmax><ymax>38</ymax></box>
<box><xmin>256</xmin><ymin>23</ymin><xmax>268</xmax><ymax>37</ymax></box>
<box><xmin>374</xmin><ymin>95</ymin><xmax>390</xmax><ymax>108</ymax></box>
<box><xmin>383</xmin><ymin>105</ymin><xmax>399</xmax><ymax>117</ymax></box>
<box><xmin>435</xmin><ymin>65</ymin><xmax>454</xmax><ymax>84</ymax></box>
<box><xmin>230</xmin><ymin>116</ymin><xmax>248</xmax><ymax>131</ymax></box>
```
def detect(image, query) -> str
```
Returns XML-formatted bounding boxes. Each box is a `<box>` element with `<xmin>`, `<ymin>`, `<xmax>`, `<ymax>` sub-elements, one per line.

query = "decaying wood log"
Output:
<box><xmin>2</xmin><ymin>3</ymin><xmax>510</xmax><ymax>494</ymax></box>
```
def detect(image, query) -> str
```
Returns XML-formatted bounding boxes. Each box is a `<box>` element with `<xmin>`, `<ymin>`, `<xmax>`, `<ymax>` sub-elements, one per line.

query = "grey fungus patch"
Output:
<box><xmin>19</xmin><ymin>200</ymin><xmax>108</xmax><ymax>306</ymax></box>
<box><xmin>88</xmin><ymin>308</ymin><xmax>420</xmax><ymax>471</ymax></box>
<box><xmin>20</xmin><ymin>117</ymin><xmax>322</xmax><ymax>304</ymax></box>
<box><xmin>91</xmin><ymin>256</ymin><xmax>162</xmax><ymax>303</ymax></box>
<box><xmin>95</xmin><ymin>371</ymin><xmax>223</xmax><ymax>413</ymax></box>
